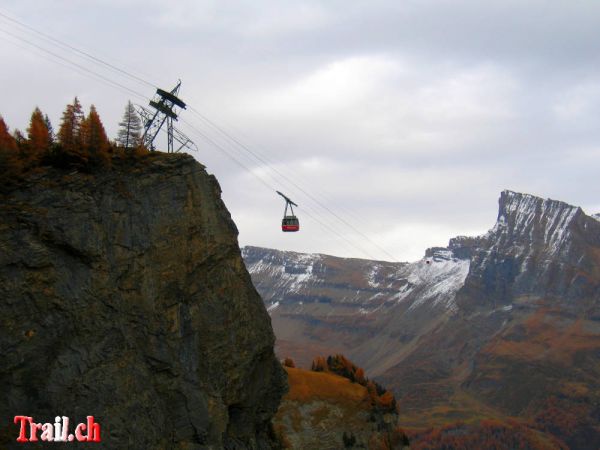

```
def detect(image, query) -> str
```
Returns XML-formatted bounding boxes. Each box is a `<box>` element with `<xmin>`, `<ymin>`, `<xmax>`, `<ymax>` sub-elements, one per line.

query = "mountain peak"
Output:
<box><xmin>491</xmin><ymin>190</ymin><xmax>582</xmax><ymax>253</ymax></box>
<box><xmin>498</xmin><ymin>190</ymin><xmax>581</xmax><ymax>223</ymax></box>
<box><xmin>454</xmin><ymin>190</ymin><xmax>600</xmax><ymax>310</ymax></box>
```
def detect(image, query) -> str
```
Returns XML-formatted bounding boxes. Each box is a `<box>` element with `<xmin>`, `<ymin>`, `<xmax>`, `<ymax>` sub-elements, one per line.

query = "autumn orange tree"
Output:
<box><xmin>0</xmin><ymin>116</ymin><xmax>20</xmax><ymax>179</ymax></box>
<box><xmin>327</xmin><ymin>354</ymin><xmax>360</xmax><ymax>381</ymax></box>
<box><xmin>311</xmin><ymin>356</ymin><xmax>328</xmax><ymax>372</ymax></box>
<box><xmin>57</xmin><ymin>97</ymin><xmax>86</xmax><ymax>163</ymax></box>
<box><xmin>81</xmin><ymin>105</ymin><xmax>110</xmax><ymax>165</ymax></box>
<box><xmin>355</xmin><ymin>367</ymin><xmax>366</xmax><ymax>385</ymax></box>
<box><xmin>283</xmin><ymin>357</ymin><xmax>296</xmax><ymax>368</ymax></box>
<box><xmin>1</xmin><ymin>97</ymin><xmax>146</xmax><ymax>183</ymax></box>
<box><xmin>26</xmin><ymin>107</ymin><xmax>51</xmax><ymax>164</ymax></box>
<box><xmin>53</xmin><ymin>98</ymin><xmax>112</xmax><ymax>167</ymax></box>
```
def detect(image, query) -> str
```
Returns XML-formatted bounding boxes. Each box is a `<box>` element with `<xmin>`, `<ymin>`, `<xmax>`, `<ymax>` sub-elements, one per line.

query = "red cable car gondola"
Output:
<box><xmin>277</xmin><ymin>191</ymin><xmax>300</xmax><ymax>232</ymax></box>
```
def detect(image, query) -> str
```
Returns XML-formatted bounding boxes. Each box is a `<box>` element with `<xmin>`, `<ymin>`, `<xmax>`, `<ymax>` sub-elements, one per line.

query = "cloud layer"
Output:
<box><xmin>2</xmin><ymin>0</ymin><xmax>600</xmax><ymax>261</ymax></box>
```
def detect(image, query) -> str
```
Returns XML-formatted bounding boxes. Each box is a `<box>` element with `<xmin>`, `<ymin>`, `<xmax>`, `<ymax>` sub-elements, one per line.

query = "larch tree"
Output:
<box><xmin>12</xmin><ymin>129</ymin><xmax>26</xmax><ymax>147</ymax></box>
<box><xmin>0</xmin><ymin>116</ymin><xmax>21</xmax><ymax>178</ymax></box>
<box><xmin>12</xmin><ymin>128</ymin><xmax>28</xmax><ymax>162</ymax></box>
<box><xmin>117</xmin><ymin>100</ymin><xmax>142</xmax><ymax>150</ymax></box>
<box><xmin>57</xmin><ymin>97</ymin><xmax>85</xmax><ymax>160</ymax></box>
<box><xmin>81</xmin><ymin>105</ymin><xmax>110</xmax><ymax>165</ymax></box>
<box><xmin>283</xmin><ymin>357</ymin><xmax>296</xmax><ymax>368</ymax></box>
<box><xmin>355</xmin><ymin>367</ymin><xmax>366</xmax><ymax>385</ymax></box>
<box><xmin>0</xmin><ymin>116</ymin><xmax>17</xmax><ymax>153</ymax></box>
<box><xmin>44</xmin><ymin>113</ymin><xmax>55</xmax><ymax>144</ymax></box>
<box><xmin>311</xmin><ymin>356</ymin><xmax>328</xmax><ymax>372</ymax></box>
<box><xmin>27</xmin><ymin>107</ymin><xmax>51</xmax><ymax>162</ymax></box>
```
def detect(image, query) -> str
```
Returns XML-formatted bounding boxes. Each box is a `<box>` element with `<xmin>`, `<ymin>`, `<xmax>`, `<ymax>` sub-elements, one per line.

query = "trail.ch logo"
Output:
<box><xmin>13</xmin><ymin>416</ymin><xmax>101</xmax><ymax>443</ymax></box>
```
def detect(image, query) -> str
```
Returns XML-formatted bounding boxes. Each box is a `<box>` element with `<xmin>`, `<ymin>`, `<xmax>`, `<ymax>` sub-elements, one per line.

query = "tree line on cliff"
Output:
<box><xmin>0</xmin><ymin>98</ymin><xmax>144</xmax><ymax>184</ymax></box>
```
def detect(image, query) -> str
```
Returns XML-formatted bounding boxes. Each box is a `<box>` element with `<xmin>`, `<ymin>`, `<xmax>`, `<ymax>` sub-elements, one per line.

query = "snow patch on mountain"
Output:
<box><xmin>244</xmin><ymin>249</ymin><xmax>322</xmax><ymax>293</ymax></box>
<box><xmin>391</xmin><ymin>283</ymin><xmax>413</xmax><ymax>303</ymax></box>
<box><xmin>267</xmin><ymin>301</ymin><xmax>280</xmax><ymax>312</ymax></box>
<box><xmin>406</xmin><ymin>255</ymin><xmax>470</xmax><ymax>312</ymax></box>
<box><xmin>490</xmin><ymin>191</ymin><xmax>581</xmax><ymax>258</ymax></box>
<box><xmin>243</xmin><ymin>245</ymin><xmax>471</xmax><ymax>314</ymax></box>
<box><xmin>367</xmin><ymin>264</ymin><xmax>382</xmax><ymax>288</ymax></box>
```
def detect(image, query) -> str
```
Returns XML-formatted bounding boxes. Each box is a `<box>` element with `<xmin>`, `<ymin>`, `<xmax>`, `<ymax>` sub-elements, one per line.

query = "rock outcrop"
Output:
<box><xmin>274</xmin><ymin>366</ymin><xmax>407</xmax><ymax>450</ymax></box>
<box><xmin>0</xmin><ymin>154</ymin><xmax>286</xmax><ymax>449</ymax></box>
<box><xmin>457</xmin><ymin>190</ymin><xmax>600</xmax><ymax>312</ymax></box>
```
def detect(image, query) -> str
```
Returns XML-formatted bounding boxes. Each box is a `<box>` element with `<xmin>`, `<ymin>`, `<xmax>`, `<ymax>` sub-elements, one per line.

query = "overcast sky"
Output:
<box><xmin>2</xmin><ymin>0</ymin><xmax>600</xmax><ymax>261</ymax></box>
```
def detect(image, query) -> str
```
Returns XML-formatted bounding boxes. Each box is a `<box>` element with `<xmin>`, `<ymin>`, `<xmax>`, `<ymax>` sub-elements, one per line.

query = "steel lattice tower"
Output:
<box><xmin>136</xmin><ymin>80</ymin><xmax>197</xmax><ymax>153</ymax></box>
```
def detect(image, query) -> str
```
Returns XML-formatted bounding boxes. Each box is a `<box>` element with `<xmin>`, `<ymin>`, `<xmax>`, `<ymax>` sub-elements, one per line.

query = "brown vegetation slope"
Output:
<box><xmin>274</xmin><ymin>355</ymin><xmax>408</xmax><ymax>449</ymax></box>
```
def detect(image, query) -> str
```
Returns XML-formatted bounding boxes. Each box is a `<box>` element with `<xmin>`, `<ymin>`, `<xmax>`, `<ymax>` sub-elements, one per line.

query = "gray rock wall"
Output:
<box><xmin>0</xmin><ymin>154</ymin><xmax>286</xmax><ymax>449</ymax></box>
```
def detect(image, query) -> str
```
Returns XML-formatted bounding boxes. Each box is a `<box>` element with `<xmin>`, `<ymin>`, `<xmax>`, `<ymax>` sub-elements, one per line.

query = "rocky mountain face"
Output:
<box><xmin>242</xmin><ymin>243</ymin><xmax>470</xmax><ymax>377</ymax></box>
<box><xmin>0</xmin><ymin>154</ymin><xmax>286</xmax><ymax>449</ymax></box>
<box><xmin>457</xmin><ymin>190</ymin><xmax>600</xmax><ymax>312</ymax></box>
<box><xmin>243</xmin><ymin>190</ymin><xmax>600</xmax><ymax>448</ymax></box>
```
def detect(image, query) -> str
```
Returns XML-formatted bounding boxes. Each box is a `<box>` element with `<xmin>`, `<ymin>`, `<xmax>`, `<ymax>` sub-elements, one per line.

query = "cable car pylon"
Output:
<box><xmin>277</xmin><ymin>191</ymin><xmax>300</xmax><ymax>232</ymax></box>
<box><xmin>136</xmin><ymin>80</ymin><xmax>197</xmax><ymax>153</ymax></box>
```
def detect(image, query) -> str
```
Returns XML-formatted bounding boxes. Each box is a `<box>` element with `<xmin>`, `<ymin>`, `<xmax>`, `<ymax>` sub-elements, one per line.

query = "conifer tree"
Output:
<box><xmin>283</xmin><ymin>357</ymin><xmax>296</xmax><ymax>368</ymax></box>
<box><xmin>44</xmin><ymin>113</ymin><xmax>55</xmax><ymax>144</ymax></box>
<box><xmin>57</xmin><ymin>97</ymin><xmax>85</xmax><ymax>161</ymax></box>
<box><xmin>0</xmin><ymin>116</ymin><xmax>21</xmax><ymax>179</ymax></box>
<box><xmin>311</xmin><ymin>356</ymin><xmax>328</xmax><ymax>372</ymax></box>
<box><xmin>355</xmin><ymin>367</ymin><xmax>366</xmax><ymax>385</ymax></box>
<box><xmin>27</xmin><ymin>107</ymin><xmax>51</xmax><ymax>161</ymax></box>
<box><xmin>117</xmin><ymin>100</ymin><xmax>142</xmax><ymax>150</ymax></box>
<box><xmin>12</xmin><ymin>129</ymin><xmax>27</xmax><ymax>155</ymax></box>
<box><xmin>81</xmin><ymin>105</ymin><xmax>110</xmax><ymax>165</ymax></box>
<box><xmin>0</xmin><ymin>116</ymin><xmax>17</xmax><ymax>153</ymax></box>
<box><xmin>13</xmin><ymin>129</ymin><xmax>25</xmax><ymax>144</ymax></box>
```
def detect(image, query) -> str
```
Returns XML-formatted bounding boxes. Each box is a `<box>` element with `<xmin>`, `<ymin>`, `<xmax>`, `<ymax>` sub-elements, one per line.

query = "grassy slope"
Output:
<box><xmin>274</xmin><ymin>367</ymin><xmax>405</xmax><ymax>449</ymax></box>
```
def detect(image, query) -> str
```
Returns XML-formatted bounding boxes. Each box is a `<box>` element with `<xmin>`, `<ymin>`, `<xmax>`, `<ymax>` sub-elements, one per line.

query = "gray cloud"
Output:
<box><xmin>2</xmin><ymin>0</ymin><xmax>600</xmax><ymax>261</ymax></box>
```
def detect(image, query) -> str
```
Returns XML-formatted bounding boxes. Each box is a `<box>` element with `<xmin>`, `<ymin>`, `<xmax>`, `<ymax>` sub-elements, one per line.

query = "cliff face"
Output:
<box><xmin>457</xmin><ymin>190</ymin><xmax>600</xmax><ymax>312</ymax></box>
<box><xmin>0</xmin><ymin>154</ymin><xmax>286</xmax><ymax>449</ymax></box>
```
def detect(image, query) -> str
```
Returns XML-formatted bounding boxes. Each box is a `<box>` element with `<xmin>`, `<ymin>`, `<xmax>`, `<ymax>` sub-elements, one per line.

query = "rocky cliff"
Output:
<box><xmin>454</xmin><ymin>190</ymin><xmax>600</xmax><ymax>311</ymax></box>
<box><xmin>0</xmin><ymin>154</ymin><xmax>286</xmax><ymax>449</ymax></box>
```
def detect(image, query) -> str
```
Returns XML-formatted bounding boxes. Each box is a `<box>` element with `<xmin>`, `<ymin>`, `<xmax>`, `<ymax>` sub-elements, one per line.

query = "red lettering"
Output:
<box><xmin>15</xmin><ymin>415</ymin><xmax>101</xmax><ymax>443</ymax></box>
<box><xmin>75</xmin><ymin>423</ymin><xmax>86</xmax><ymax>442</ymax></box>
<box><xmin>13</xmin><ymin>416</ymin><xmax>30</xmax><ymax>442</ymax></box>
<box><xmin>86</xmin><ymin>416</ymin><xmax>101</xmax><ymax>442</ymax></box>
<box><xmin>29</xmin><ymin>421</ymin><xmax>42</xmax><ymax>442</ymax></box>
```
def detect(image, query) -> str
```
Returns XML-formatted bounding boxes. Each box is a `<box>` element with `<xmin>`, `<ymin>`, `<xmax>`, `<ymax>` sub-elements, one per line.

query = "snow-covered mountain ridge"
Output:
<box><xmin>242</xmin><ymin>190</ymin><xmax>600</xmax><ymax>373</ymax></box>
<box><xmin>243</xmin><ymin>246</ymin><xmax>469</xmax><ymax>314</ymax></box>
<box><xmin>244</xmin><ymin>190</ymin><xmax>598</xmax><ymax>317</ymax></box>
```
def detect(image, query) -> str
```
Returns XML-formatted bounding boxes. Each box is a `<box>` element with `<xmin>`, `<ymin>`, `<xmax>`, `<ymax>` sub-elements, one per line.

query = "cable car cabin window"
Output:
<box><xmin>282</xmin><ymin>216</ymin><xmax>299</xmax><ymax>225</ymax></box>
<box><xmin>282</xmin><ymin>215</ymin><xmax>299</xmax><ymax>232</ymax></box>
